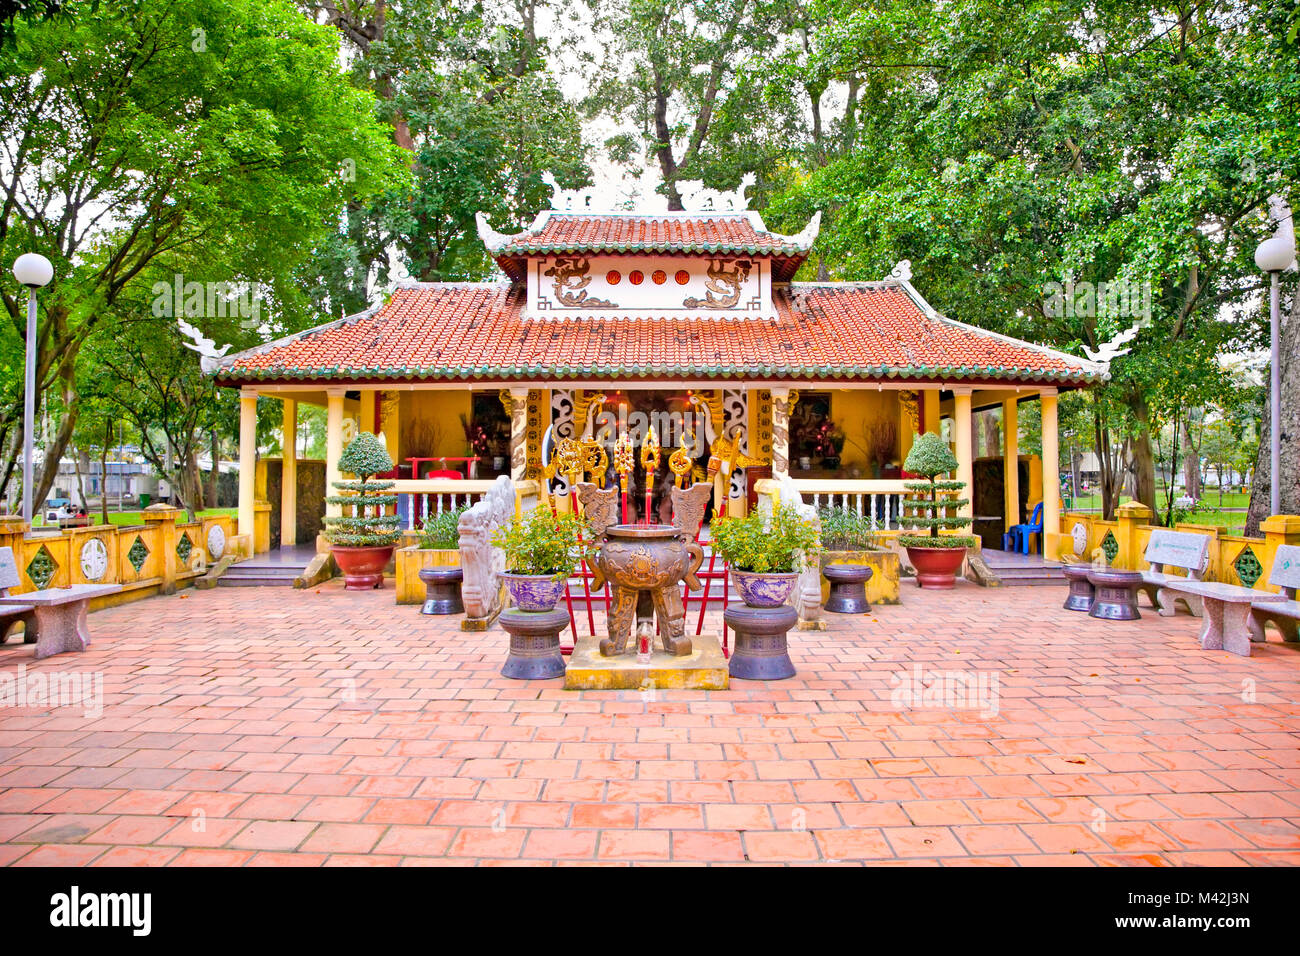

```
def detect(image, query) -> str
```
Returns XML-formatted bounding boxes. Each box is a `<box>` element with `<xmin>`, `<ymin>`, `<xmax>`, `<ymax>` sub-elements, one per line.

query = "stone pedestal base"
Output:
<box><xmin>823</xmin><ymin>563</ymin><xmax>873</xmax><ymax>614</ymax></box>
<box><xmin>725</xmin><ymin>604</ymin><xmax>798</xmax><ymax>680</ymax></box>
<box><xmin>1087</xmin><ymin>569</ymin><xmax>1143</xmax><ymax>621</ymax></box>
<box><xmin>564</xmin><ymin>630</ymin><xmax>727</xmax><ymax>690</ymax></box>
<box><xmin>500</xmin><ymin>608</ymin><xmax>568</xmax><ymax>679</ymax></box>
<box><xmin>1062</xmin><ymin>563</ymin><xmax>1094</xmax><ymax>613</ymax></box>
<box><xmin>418</xmin><ymin>566</ymin><xmax>464</xmax><ymax>615</ymax></box>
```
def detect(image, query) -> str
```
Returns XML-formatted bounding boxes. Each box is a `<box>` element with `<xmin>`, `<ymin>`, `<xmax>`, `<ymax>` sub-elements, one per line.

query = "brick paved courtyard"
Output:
<box><xmin>1</xmin><ymin>580</ymin><xmax>1298</xmax><ymax>866</ymax></box>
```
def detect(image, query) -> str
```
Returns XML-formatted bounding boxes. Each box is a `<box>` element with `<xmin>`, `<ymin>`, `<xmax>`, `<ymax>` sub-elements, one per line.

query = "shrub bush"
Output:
<box><xmin>897</xmin><ymin>432</ymin><xmax>977</xmax><ymax>549</ymax></box>
<box><xmin>323</xmin><ymin>433</ymin><xmax>400</xmax><ymax>548</ymax></box>
<box><xmin>712</xmin><ymin>503</ymin><xmax>821</xmax><ymax>573</ymax></box>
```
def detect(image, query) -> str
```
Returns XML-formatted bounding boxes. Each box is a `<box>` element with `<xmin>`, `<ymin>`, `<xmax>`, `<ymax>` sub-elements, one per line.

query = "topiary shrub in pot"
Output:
<box><xmin>712</xmin><ymin>503</ymin><xmax>821</xmax><ymax>607</ymax></box>
<box><xmin>324</xmin><ymin>433</ymin><xmax>401</xmax><ymax>590</ymax></box>
<box><xmin>492</xmin><ymin>508</ymin><xmax>591</xmax><ymax>612</ymax></box>
<box><xmin>897</xmin><ymin>432</ymin><xmax>977</xmax><ymax>589</ymax></box>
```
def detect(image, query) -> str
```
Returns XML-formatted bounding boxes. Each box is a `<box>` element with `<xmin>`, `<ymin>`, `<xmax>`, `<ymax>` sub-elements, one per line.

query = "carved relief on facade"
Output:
<box><xmin>683</xmin><ymin>258</ymin><xmax>753</xmax><ymax>310</ymax></box>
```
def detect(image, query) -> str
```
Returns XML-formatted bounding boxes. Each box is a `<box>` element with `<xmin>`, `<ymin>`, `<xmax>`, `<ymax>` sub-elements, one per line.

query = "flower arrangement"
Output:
<box><xmin>459</xmin><ymin>413</ymin><xmax>491</xmax><ymax>458</ymax></box>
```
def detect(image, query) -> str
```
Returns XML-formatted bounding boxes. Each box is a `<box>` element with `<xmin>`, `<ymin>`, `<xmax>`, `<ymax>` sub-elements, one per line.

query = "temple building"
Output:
<box><xmin>213</xmin><ymin>178</ymin><xmax>1105</xmax><ymax>563</ymax></box>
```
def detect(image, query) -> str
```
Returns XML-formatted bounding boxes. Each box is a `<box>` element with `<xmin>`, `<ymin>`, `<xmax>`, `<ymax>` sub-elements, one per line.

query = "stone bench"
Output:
<box><xmin>1136</xmin><ymin>529</ymin><xmax>1211</xmax><ymax>618</ymax></box>
<box><xmin>1248</xmin><ymin>543</ymin><xmax>1300</xmax><ymax>645</ymax></box>
<box><xmin>0</xmin><ymin>547</ymin><xmax>37</xmax><ymax>645</ymax></box>
<box><xmin>1161</xmin><ymin>578</ymin><xmax>1285</xmax><ymax>657</ymax></box>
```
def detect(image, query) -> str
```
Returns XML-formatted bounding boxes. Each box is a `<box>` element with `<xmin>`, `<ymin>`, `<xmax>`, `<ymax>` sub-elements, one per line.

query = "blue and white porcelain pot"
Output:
<box><xmin>731</xmin><ymin>570</ymin><xmax>798</xmax><ymax>608</ymax></box>
<box><xmin>499</xmin><ymin>572</ymin><xmax>567</xmax><ymax>612</ymax></box>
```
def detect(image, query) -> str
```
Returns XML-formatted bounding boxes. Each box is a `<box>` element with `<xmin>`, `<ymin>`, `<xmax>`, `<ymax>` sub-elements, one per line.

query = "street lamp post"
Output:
<box><xmin>1256</xmin><ymin>234</ymin><xmax>1297</xmax><ymax>518</ymax></box>
<box><xmin>11</xmin><ymin>253</ymin><xmax>54</xmax><ymax>524</ymax></box>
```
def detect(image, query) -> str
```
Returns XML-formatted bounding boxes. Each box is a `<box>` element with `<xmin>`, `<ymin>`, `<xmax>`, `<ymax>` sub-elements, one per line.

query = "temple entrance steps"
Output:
<box><xmin>979</xmin><ymin>549</ymin><xmax>1068</xmax><ymax>587</ymax></box>
<box><xmin>216</xmin><ymin>544</ymin><xmax>317</xmax><ymax>588</ymax></box>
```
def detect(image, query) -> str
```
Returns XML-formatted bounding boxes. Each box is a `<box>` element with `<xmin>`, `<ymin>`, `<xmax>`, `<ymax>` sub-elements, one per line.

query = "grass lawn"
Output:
<box><xmin>31</xmin><ymin>507</ymin><xmax>236</xmax><ymax>528</ymax></box>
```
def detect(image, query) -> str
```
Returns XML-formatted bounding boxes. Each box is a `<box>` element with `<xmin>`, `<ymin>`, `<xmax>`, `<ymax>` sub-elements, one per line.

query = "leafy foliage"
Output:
<box><xmin>337</xmin><ymin>432</ymin><xmax>395</xmax><ymax>481</ymax></box>
<box><xmin>324</xmin><ymin>433</ymin><xmax>399</xmax><ymax>547</ymax></box>
<box><xmin>711</xmin><ymin>503</ymin><xmax>821</xmax><ymax>573</ymax></box>
<box><xmin>898</xmin><ymin>432</ymin><xmax>975</xmax><ymax>548</ymax></box>
<box><xmin>818</xmin><ymin>506</ymin><xmax>880</xmax><ymax>551</ymax></box>
<box><xmin>417</xmin><ymin>505</ymin><xmax>468</xmax><ymax>550</ymax></box>
<box><xmin>492</xmin><ymin>508</ymin><xmax>592</xmax><ymax>577</ymax></box>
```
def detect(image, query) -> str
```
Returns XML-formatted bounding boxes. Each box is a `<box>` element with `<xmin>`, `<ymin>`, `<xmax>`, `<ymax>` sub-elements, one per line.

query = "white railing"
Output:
<box><xmin>392</xmin><ymin>478</ymin><xmax>495</xmax><ymax>531</ymax></box>
<box><xmin>786</xmin><ymin>478</ymin><xmax>912</xmax><ymax>532</ymax></box>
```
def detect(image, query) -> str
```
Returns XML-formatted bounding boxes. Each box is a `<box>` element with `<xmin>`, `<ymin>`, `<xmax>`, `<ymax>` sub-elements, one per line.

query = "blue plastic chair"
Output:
<box><xmin>1006</xmin><ymin>502</ymin><xmax>1044</xmax><ymax>554</ymax></box>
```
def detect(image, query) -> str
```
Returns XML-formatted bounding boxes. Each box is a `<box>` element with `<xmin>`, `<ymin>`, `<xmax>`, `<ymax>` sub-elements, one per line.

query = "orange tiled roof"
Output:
<box><xmin>487</xmin><ymin>213</ymin><xmax>814</xmax><ymax>256</ymax></box>
<box><xmin>215</xmin><ymin>282</ymin><xmax>1104</xmax><ymax>386</ymax></box>
<box><xmin>479</xmin><ymin>211</ymin><xmax>819</xmax><ymax>281</ymax></box>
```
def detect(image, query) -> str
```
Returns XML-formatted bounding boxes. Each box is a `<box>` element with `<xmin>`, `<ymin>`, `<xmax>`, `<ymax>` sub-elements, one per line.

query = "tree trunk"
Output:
<box><xmin>1181</xmin><ymin>419</ymin><xmax>1201</xmax><ymax>499</ymax></box>
<box><xmin>1246</xmin><ymin>276</ymin><xmax>1300</xmax><ymax>535</ymax></box>
<box><xmin>100</xmin><ymin>419</ymin><xmax>110</xmax><ymax>526</ymax></box>
<box><xmin>208</xmin><ymin>430</ymin><xmax>220</xmax><ymax>508</ymax></box>
<box><xmin>1131</xmin><ymin>398</ymin><xmax>1158</xmax><ymax>518</ymax></box>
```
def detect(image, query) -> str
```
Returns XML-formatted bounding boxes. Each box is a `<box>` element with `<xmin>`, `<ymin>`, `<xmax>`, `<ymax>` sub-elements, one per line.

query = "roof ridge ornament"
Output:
<box><xmin>677</xmin><ymin>173</ymin><xmax>755</xmax><ymax>212</ymax></box>
<box><xmin>476</xmin><ymin>212</ymin><xmax>516</xmax><ymax>253</ymax></box>
<box><xmin>766</xmin><ymin>211</ymin><xmax>822</xmax><ymax>249</ymax></box>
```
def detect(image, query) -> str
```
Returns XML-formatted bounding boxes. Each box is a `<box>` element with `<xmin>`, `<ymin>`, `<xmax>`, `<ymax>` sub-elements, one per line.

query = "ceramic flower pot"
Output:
<box><xmin>732</xmin><ymin>570</ymin><xmax>798</xmax><ymax>608</ymax></box>
<box><xmin>331</xmin><ymin>544</ymin><xmax>394</xmax><ymax>591</ymax></box>
<box><xmin>499</xmin><ymin>572</ymin><xmax>567</xmax><ymax>612</ymax></box>
<box><xmin>904</xmin><ymin>545</ymin><xmax>967</xmax><ymax>589</ymax></box>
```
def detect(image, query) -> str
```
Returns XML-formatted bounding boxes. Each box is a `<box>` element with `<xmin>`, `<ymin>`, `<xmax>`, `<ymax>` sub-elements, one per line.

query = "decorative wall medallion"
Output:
<box><xmin>1234</xmin><ymin>546</ymin><xmax>1263</xmax><ymax>588</ymax></box>
<box><xmin>652</xmin><ymin>269</ymin><xmax>667</xmax><ymax>285</ymax></box>
<box><xmin>1100</xmin><ymin>530</ymin><xmax>1119</xmax><ymax>564</ymax></box>
<box><xmin>127</xmin><ymin>536</ymin><xmax>150</xmax><ymax>574</ymax></box>
<box><xmin>27</xmin><ymin>545</ymin><xmax>56</xmax><ymax>589</ymax></box>
<box><xmin>80</xmin><ymin>538</ymin><xmax>109</xmax><ymax>581</ymax></box>
<box><xmin>176</xmin><ymin>532</ymin><xmax>194</xmax><ymax>565</ymax></box>
<box><xmin>543</xmin><ymin>257</ymin><xmax>616</xmax><ymax>308</ymax></box>
<box><xmin>207</xmin><ymin>524</ymin><xmax>226</xmax><ymax>561</ymax></box>
<box><xmin>675</xmin><ymin>270</ymin><xmax>690</xmax><ymax>285</ymax></box>
<box><xmin>629</xmin><ymin>270</ymin><xmax>644</xmax><ymax>285</ymax></box>
<box><xmin>1071</xmin><ymin>522</ymin><xmax>1087</xmax><ymax>556</ymax></box>
<box><xmin>606</xmin><ymin>270</ymin><xmax>621</xmax><ymax>284</ymax></box>
<box><xmin>683</xmin><ymin>258</ymin><xmax>753</xmax><ymax>309</ymax></box>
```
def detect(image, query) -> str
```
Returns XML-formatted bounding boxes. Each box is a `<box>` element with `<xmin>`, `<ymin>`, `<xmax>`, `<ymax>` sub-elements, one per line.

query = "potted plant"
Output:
<box><xmin>897</xmin><ymin>432</ymin><xmax>977</xmax><ymax>589</ymax></box>
<box><xmin>712</xmin><ymin>503</ymin><xmax>820</xmax><ymax>607</ymax></box>
<box><xmin>817</xmin><ymin>505</ymin><xmax>901</xmax><ymax>610</ymax></box>
<box><xmin>324</xmin><ymin>432</ymin><xmax>401</xmax><ymax>590</ymax></box>
<box><xmin>414</xmin><ymin>505</ymin><xmax>468</xmax><ymax>614</ymax></box>
<box><xmin>492</xmin><ymin>507</ymin><xmax>590</xmax><ymax>612</ymax></box>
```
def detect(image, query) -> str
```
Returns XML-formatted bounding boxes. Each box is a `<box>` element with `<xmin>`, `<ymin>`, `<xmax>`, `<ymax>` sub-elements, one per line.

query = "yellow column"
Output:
<box><xmin>238</xmin><ymin>389</ymin><xmax>258</xmax><ymax>538</ymax></box>
<box><xmin>922</xmin><ymin>387</ymin><xmax>941</xmax><ymax>436</ymax></box>
<box><xmin>1260</xmin><ymin>515</ymin><xmax>1300</xmax><ymax>593</ymax></box>
<box><xmin>281</xmin><ymin>397</ymin><xmax>297</xmax><ymax>547</ymax></box>
<box><xmin>1115</xmin><ymin>500</ymin><xmax>1152</xmax><ymax>569</ymax></box>
<box><xmin>952</xmin><ymin>388</ymin><xmax>973</xmax><ymax>523</ymax></box>
<box><xmin>325</xmin><ymin>387</ymin><xmax>345</xmax><ymax>518</ymax></box>
<box><xmin>360</xmin><ymin>389</ymin><xmax>377</xmax><ymax>436</ymax></box>
<box><xmin>1041</xmin><ymin>389</ymin><xmax>1061</xmax><ymax>559</ymax></box>
<box><xmin>1002</xmin><ymin>396</ymin><xmax>1020</xmax><ymax>532</ymax></box>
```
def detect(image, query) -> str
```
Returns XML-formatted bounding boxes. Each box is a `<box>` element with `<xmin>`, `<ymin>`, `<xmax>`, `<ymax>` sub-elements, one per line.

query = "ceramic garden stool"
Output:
<box><xmin>1086</xmin><ymin>568</ymin><xmax>1144</xmax><ymax>621</ymax></box>
<box><xmin>1061</xmin><ymin>563</ymin><xmax>1095</xmax><ymax>613</ymax></box>
<box><xmin>725</xmin><ymin>604</ymin><xmax>798</xmax><ymax>680</ymax></box>
<box><xmin>418</xmin><ymin>565</ymin><xmax>464</xmax><ymax>615</ymax></box>
<box><xmin>822</xmin><ymin>563</ymin><xmax>873</xmax><ymax>614</ymax></box>
<box><xmin>499</xmin><ymin>607</ymin><xmax>569</xmax><ymax>679</ymax></box>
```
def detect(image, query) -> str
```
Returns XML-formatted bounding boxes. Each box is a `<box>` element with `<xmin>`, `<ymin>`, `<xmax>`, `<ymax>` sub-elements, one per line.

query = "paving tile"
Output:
<box><xmin>2</xmin><ymin>577</ymin><xmax>1298</xmax><ymax>868</ymax></box>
